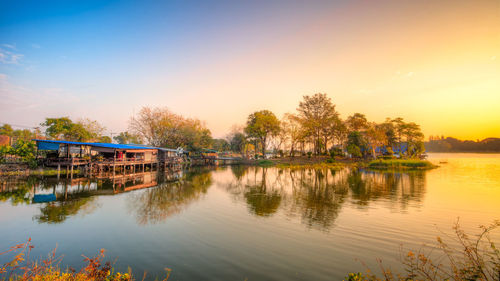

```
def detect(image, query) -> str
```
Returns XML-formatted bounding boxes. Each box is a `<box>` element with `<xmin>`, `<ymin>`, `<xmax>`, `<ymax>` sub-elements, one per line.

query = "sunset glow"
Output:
<box><xmin>1</xmin><ymin>0</ymin><xmax>499</xmax><ymax>139</ymax></box>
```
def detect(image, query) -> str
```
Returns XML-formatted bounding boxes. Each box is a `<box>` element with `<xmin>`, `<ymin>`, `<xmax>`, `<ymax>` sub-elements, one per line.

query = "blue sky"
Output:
<box><xmin>1</xmin><ymin>0</ymin><xmax>499</xmax><ymax>139</ymax></box>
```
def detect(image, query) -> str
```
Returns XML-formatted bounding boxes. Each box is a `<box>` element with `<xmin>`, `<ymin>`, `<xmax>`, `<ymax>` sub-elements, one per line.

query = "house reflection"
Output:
<box><xmin>0</xmin><ymin>169</ymin><xmax>185</xmax><ymax>223</ymax></box>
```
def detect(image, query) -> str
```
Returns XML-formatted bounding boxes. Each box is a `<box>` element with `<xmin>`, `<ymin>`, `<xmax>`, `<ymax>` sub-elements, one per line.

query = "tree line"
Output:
<box><xmin>425</xmin><ymin>136</ymin><xmax>500</xmax><ymax>152</ymax></box>
<box><xmin>230</xmin><ymin>93</ymin><xmax>425</xmax><ymax>158</ymax></box>
<box><xmin>1</xmin><ymin>93</ymin><xmax>426</xmax><ymax>161</ymax></box>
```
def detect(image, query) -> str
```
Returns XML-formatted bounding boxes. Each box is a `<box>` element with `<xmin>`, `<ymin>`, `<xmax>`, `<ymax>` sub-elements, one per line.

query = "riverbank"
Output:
<box><xmin>0</xmin><ymin>157</ymin><xmax>438</xmax><ymax>176</ymax></box>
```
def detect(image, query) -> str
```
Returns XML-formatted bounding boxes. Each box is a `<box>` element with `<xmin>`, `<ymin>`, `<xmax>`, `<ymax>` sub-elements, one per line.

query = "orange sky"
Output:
<box><xmin>147</xmin><ymin>0</ymin><xmax>500</xmax><ymax>140</ymax></box>
<box><xmin>1</xmin><ymin>0</ymin><xmax>499</xmax><ymax>140</ymax></box>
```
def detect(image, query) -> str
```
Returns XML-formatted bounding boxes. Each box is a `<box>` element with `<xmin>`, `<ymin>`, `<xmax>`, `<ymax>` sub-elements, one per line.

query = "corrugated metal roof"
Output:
<box><xmin>33</xmin><ymin>139</ymin><xmax>158</xmax><ymax>150</ymax></box>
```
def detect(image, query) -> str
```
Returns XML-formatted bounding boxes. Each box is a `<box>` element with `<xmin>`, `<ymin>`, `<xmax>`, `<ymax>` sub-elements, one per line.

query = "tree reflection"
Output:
<box><xmin>288</xmin><ymin>168</ymin><xmax>348</xmax><ymax>230</ymax></box>
<box><xmin>34</xmin><ymin>197</ymin><xmax>98</xmax><ymax>223</ymax></box>
<box><xmin>223</xmin><ymin>166</ymin><xmax>427</xmax><ymax>231</ymax></box>
<box><xmin>127</xmin><ymin>168</ymin><xmax>213</xmax><ymax>224</ymax></box>
<box><xmin>244</xmin><ymin>168</ymin><xmax>282</xmax><ymax>216</ymax></box>
<box><xmin>349</xmin><ymin>169</ymin><xmax>426</xmax><ymax>210</ymax></box>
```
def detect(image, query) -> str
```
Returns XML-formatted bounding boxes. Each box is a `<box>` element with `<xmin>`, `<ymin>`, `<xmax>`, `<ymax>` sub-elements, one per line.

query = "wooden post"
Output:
<box><xmin>113</xmin><ymin>149</ymin><xmax>116</xmax><ymax>176</ymax></box>
<box><xmin>57</xmin><ymin>164</ymin><xmax>60</xmax><ymax>179</ymax></box>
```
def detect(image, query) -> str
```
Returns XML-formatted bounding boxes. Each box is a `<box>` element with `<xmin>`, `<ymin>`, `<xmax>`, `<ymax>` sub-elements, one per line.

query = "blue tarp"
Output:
<box><xmin>37</xmin><ymin>141</ymin><xmax>60</xmax><ymax>150</ymax></box>
<box><xmin>33</xmin><ymin>194</ymin><xmax>57</xmax><ymax>203</ymax></box>
<box><xmin>33</xmin><ymin>139</ymin><xmax>158</xmax><ymax>150</ymax></box>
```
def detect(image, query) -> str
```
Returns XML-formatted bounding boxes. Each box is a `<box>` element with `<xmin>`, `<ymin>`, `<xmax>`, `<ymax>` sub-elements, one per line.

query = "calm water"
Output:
<box><xmin>1</xmin><ymin>153</ymin><xmax>499</xmax><ymax>280</ymax></box>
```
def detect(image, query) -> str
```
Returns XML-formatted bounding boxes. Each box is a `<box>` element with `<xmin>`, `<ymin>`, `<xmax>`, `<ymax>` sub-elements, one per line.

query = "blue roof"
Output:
<box><xmin>33</xmin><ymin>139</ymin><xmax>158</xmax><ymax>150</ymax></box>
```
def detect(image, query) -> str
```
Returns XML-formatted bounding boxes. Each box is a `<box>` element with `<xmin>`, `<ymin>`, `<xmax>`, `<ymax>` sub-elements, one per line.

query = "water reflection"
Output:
<box><xmin>0</xmin><ymin>166</ymin><xmax>426</xmax><ymax>229</ymax></box>
<box><xmin>127</xmin><ymin>168</ymin><xmax>212</xmax><ymax>224</ymax></box>
<box><xmin>223</xmin><ymin>166</ymin><xmax>426</xmax><ymax>231</ymax></box>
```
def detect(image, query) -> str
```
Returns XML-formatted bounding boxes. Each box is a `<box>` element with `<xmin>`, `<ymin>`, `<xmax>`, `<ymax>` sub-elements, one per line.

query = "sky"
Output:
<box><xmin>0</xmin><ymin>0</ymin><xmax>499</xmax><ymax>140</ymax></box>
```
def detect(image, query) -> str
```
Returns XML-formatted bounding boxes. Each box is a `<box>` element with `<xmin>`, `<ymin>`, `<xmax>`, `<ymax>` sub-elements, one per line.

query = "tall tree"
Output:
<box><xmin>244</xmin><ymin>110</ymin><xmax>280</xmax><ymax>156</ymax></box>
<box><xmin>129</xmin><ymin>106</ymin><xmax>212</xmax><ymax>151</ymax></box>
<box><xmin>365</xmin><ymin>122</ymin><xmax>388</xmax><ymax>158</ymax></box>
<box><xmin>281</xmin><ymin>113</ymin><xmax>303</xmax><ymax>157</ymax></box>
<box><xmin>296</xmin><ymin>93</ymin><xmax>338</xmax><ymax>154</ymax></box>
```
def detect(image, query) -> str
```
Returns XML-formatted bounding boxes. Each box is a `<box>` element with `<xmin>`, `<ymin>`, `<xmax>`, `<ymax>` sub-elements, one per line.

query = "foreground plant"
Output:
<box><xmin>346</xmin><ymin>220</ymin><xmax>500</xmax><ymax>281</ymax></box>
<box><xmin>0</xmin><ymin>239</ymin><xmax>171</xmax><ymax>281</ymax></box>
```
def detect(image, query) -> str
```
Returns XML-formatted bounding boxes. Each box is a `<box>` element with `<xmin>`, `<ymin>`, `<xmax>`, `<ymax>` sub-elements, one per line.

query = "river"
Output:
<box><xmin>1</xmin><ymin>153</ymin><xmax>499</xmax><ymax>280</ymax></box>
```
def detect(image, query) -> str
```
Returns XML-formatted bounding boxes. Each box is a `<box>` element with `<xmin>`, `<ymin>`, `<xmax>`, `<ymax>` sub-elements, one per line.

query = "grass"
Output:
<box><xmin>276</xmin><ymin>161</ymin><xmax>344</xmax><ymax>170</ymax></box>
<box><xmin>0</xmin><ymin>169</ymin><xmax>81</xmax><ymax>176</ymax></box>
<box><xmin>367</xmin><ymin>159</ymin><xmax>437</xmax><ymax>170</ymax></box>
<box><xmin>254</xmin><ymin>158</ymin><xmax>345</xmax><ymax>170</ymax></box>
<box><xmin>0</xmin><ymin>238</ymin><xmax>171</xmax><ymax>281</ymax></box>
<box><xmin>257</xmin><ymin>159</ymin><xmax>275</xmax><ymax>166</ymax></box>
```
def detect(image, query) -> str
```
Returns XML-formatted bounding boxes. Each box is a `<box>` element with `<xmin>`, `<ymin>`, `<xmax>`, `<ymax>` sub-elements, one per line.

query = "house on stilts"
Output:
<box><xmin>34</xmin><ymin>139</ymin><xmax>183</xmax><ymax>175</ymax></box>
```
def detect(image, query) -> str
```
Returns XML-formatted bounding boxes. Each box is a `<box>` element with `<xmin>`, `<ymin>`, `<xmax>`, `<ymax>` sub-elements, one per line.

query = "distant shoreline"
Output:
<box><xmin>426</xmin><ymin>151</ymin><xmax>500</xmax><ymax>154</ymax></box>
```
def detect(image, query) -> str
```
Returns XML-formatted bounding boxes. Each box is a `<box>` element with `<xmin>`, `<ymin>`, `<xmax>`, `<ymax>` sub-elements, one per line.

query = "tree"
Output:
<box><xmin>296</xmin><ymin>93</ymin><xmax>338</xmax><ymax>154</ymax></box>
<box><xmin>347</xmin><ymin>131</ymin><xmax>368</xmax><ymax>158</ymax></box>
<box><xmin>129</xmin><ymin>106</ymin><xmax>212</xmax><ymax>151</ymax></box>
<box><xmin>40</xmin><ymin>117</ymin><xmax>104</xmax><ymax>142</ymax></box>
<box><xmin>244</xmin><ymin>110</ymin><xmax>280</xmax><ymax>156</ymax></box>
<box><xmin>113</xmin><ymin>132</ymin><xmax>143</xmax><ymax>144</ymax></box>
<box><xmin>12</xmin><ymin>129</ymin><xmax>35</xmax><ymax>142</ymax></box>
<box><xmin>41</xmin><ymin>117</ymin><xmax>74</xmax><ymax>140</ymax></box>
<box><xmin>228</xmin><ymin>132</ymin><xmax>247</xmax><ymax>154</ymax></box>
<box><xmin>99</xmin><ymin>136</ymin><xmax>112</xmax><ymax>143</ymax></box>
<box><xmin>211</xmin><ymin>138</ymin><xmax>230</xmax><ymax>152</ymax></box>
<box><xmin>77</xmin><ymin>118</ymin><xmax>105</xmax><ymax>140</ymax></box>
<box><xmin>402</xmin><ymin>122</ymin><xmax>424</xmax><ymax>157</ymax></box>
<box><xmin>365</xmin><ymin>122</ymin><xmax>388</xmax><ymax>158</ymax></box>
<box><xmin>281</xmin><ymin>113</ymin><xmax>303</xmax><ymax>157</ymax></box>
<box><xmin>0</xmin><ymin>124</ymin><xmax>14</xmax><ymax>136</ymax></box>
<box><xmin>346</xmin><ymin>113</ymin><xmax>368</xmax><ymax>132</ymax></box>
<box><xmin>63</xmin><ymin>122</ymin><xmax>92</xmax><ymax>142</ymax></box>
<box><xmin>330</xmin><ymin>118</ymin><xmax>348</xmax><ymax>149</ymax></box>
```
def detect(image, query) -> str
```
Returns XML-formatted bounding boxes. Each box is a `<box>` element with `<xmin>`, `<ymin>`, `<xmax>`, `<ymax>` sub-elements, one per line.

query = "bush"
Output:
<box><xmin>307</xmin><ymin>152</ymin><xmax>312</xmax><ymax>158</ymax></box>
